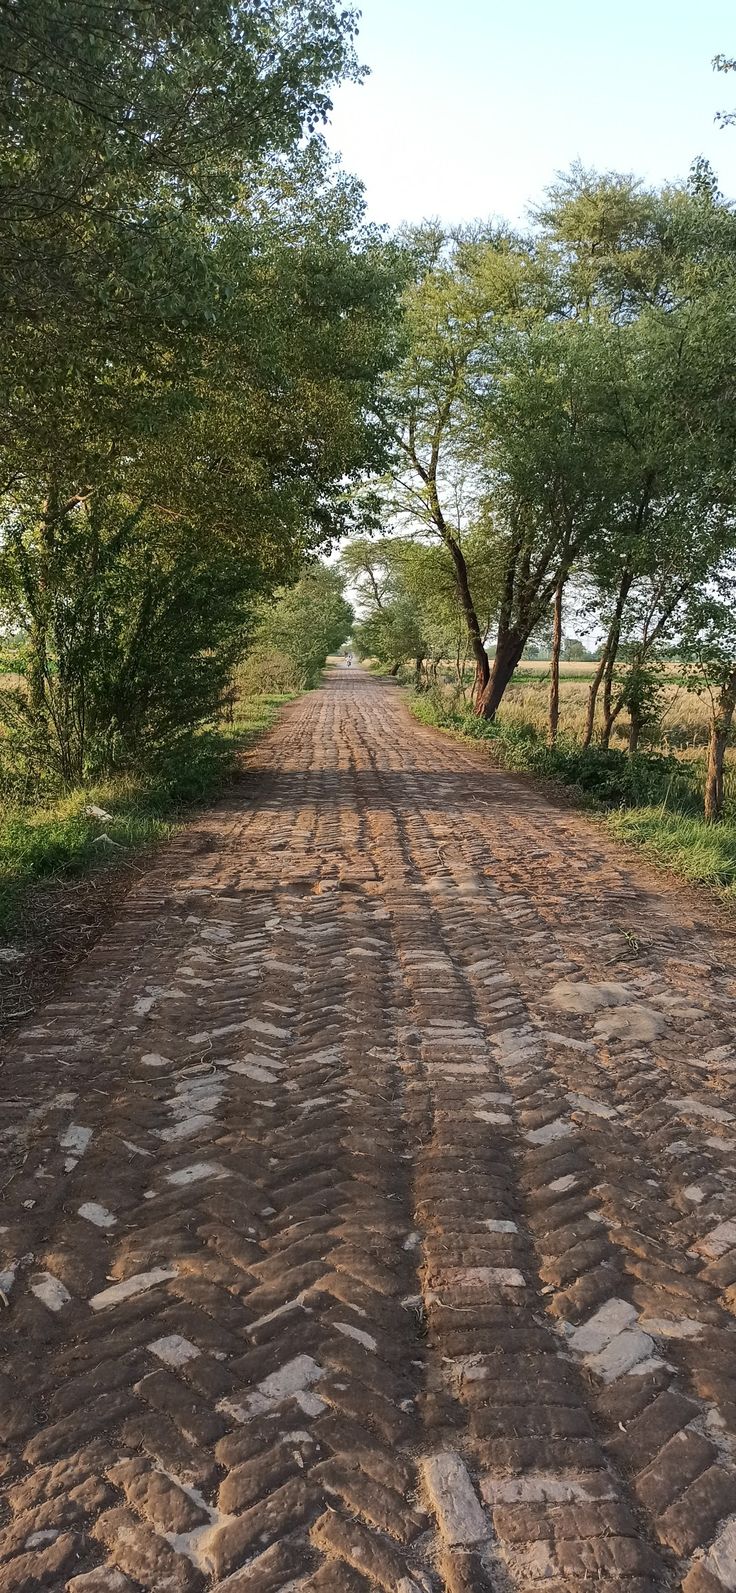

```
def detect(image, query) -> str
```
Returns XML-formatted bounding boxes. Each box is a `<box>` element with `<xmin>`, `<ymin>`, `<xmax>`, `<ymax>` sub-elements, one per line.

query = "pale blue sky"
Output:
<box><xmin>326</xmin><ymin>0</ymin><xmax>736</xmax><ymax>227</ymax></box>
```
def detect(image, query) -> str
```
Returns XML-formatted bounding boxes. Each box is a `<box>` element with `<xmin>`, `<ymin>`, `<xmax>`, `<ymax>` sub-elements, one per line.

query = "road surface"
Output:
<box><xmin>2</xmin><ymin>667</ymin><xmax>736</xmax><ymax>1592</ymax></box>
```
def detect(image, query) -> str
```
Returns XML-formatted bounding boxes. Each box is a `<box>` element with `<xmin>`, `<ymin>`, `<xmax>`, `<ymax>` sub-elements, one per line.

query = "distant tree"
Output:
<box><xmin>253</xmin><ymin>565</ymin><xmax>353</xmax><ymax>689</ymax></box>
<box><xmin>562</xmin><ymin>639</ymin><xmax>590</xmax><ymax>662</ymax></box>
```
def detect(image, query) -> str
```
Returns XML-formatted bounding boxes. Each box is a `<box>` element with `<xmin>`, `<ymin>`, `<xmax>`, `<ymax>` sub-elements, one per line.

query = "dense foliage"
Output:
<box><xmin>0</xmin><ymin>1</ymin><xmax>400</xmax><ymax>788</ymax></box>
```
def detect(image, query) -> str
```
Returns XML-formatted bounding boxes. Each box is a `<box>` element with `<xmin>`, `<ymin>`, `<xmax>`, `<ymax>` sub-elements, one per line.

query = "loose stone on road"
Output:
<box><xmin>2</xmin><ymin>667</ymin><xmax>736</xmax><ymax>1591</ymax></box>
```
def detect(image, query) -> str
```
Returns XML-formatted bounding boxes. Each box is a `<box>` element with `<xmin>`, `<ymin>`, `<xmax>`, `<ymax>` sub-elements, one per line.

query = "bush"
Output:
<box><xmin>411</xmin><ymin>694</ymin><xmax>702</xmax><ymax>813</ymax></box>
<box><xmin>234</xmin><ymin>648</ymin><xmax>302</xmax><ymax>696</ymax></box>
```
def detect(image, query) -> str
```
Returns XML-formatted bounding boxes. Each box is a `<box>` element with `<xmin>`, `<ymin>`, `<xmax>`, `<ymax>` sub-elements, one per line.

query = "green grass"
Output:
<box><xmin>410</xmin><ymin>691</ymin><xmax>736</xmax><ymax>897</ymax></box>
<box><xmin>0</xmin><ymin>693</ymin><xmax>293</xmax><ymax>935</ymax></box>
<box><xmin>607</xmin><ymin>810</ymin><xmax>736</xmax><ymax>894</ymax></box>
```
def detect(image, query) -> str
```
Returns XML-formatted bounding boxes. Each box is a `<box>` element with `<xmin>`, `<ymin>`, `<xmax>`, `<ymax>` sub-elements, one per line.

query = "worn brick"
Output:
<box><xmin>634</xmin><ymin>1428</ymin><xmax>716</xmax><ymax>1516</ymax></box>
<box><xmin>91</xmin><ymin>1506</ymin><xmax>202</xmax><ymax>1591</ymax></box>
<box><xmin>657</xmin><ymin>1466</ymin><xmax>736</xmax><ymax>1556</ymax></box>
<box><xmin>209</xmin><ymin>1478</ymin><xmax>320</xmax><ymax>1579</ymax></box>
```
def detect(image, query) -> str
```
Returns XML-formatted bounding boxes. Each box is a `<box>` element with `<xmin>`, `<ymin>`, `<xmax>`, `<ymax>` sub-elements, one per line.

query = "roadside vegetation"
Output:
<box><xmin>0</xmin><ymin>2</ymin><xmax>384</xmax><ymax>933</ymax></box>
<box><xmin>3</xmin><ymin>6</ymin><xmax>736</xmax><ymax>930</ymax></box>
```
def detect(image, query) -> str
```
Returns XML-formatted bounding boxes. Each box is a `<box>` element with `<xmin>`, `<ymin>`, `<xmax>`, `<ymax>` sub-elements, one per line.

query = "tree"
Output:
<box><xmin>0</xmin><ymin>494</ymin><xmax>258</xmax><ymax>782</ymax></box>
<box><xmin>714</xmin><ymin>54</ymin><xmax>736</xmax><ymax>128</ymax></box>
<box><xmin>344</xmin><ymin>532</ymin><xmax>498</xmax><ymax>690</ymax></box>
<box><xmin>562</xmin><ymin>639</ymin><xmax>591</xmax><ymax>662</ymax></box>
<box><xmin>0</xmin><ymin>8</ymin><xmax>404</xmax><ymax>785</ymax></box>
<box><xmin>0</xmin><ymin>0</ymin><xmax>362</xmax><ymax>353</ymax></box>
<box><xmin>529</xmin><ymin>169</ymin><xmax>736</xmax><ymax>745</ymax></box>
<box><xmin>253</xmin><ymin>565</ymin><xmax>353</xmax><ymax>689</ymax></box>
<box><xmin>682</xmin><ymin>576</ymin><xmax>736</xmax><ymax>822</ymax></box>
<box><xmin>379</xmin><ymin>225</ymin><xmax>527</xmax><ymax>701</ymax></box>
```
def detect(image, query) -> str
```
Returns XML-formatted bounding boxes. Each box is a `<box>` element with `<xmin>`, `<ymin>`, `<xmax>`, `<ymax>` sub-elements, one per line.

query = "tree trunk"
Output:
<box><xmin>389</xmin><ymin>661</ymin><xmax>400</xmax><ymax>677</ymax></box>
<box><xmin>705</xmin><ymin>670</ymin><xmax>736</xmax><ymax>822</ymax></box>
<box><xmin>705</xmin><ymin>728</ymin><xmax>729</xmax><ymax>823</ymax></box>
<box><xmin>476</xmin><ymin>631</ymin><xmax>526</xmax><ymax>720</ymax></box>
<box><xmin>582</xmin><ymin>651</ymin><xmax>606</xmax><ymax>749</ymax></box>
<box><xmin>628</xmin><ymin>711</ymin><xmax>642</xmax><ymax>756</ymax></box>
<box><xmin>548</xmin><ymin>578</ymin><xmax>564</xmax><ymax>746</ymax></box>
<box><xmin>414</xmin><ymin>656</ymin><xmax>424</xmax><ymax>689</ymax></box>
<box><xmin>583</xmin><ymin>568</ymin><xmax>633</xmax><ymax>749</ymax></box>
<box><xmin>443</xmin><ymin>532</ymin><xmax>490</xmax><ymax>698</ymax></box>
<box><xmin>27</xmin><ymin>493</ymin><xmax>58</xmax><ymax>715</ymax></box>
<box><xmin>599</xmin><ymin>651</ymin><xmax>618</xmax><ymax>749</ymax></box>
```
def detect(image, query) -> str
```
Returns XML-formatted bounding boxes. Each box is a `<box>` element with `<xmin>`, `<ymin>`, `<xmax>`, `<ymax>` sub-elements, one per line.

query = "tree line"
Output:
<box><xmin>0</xmin><ymin>1</ymin><xmax>397</xmax><ymax>787</ymax></box>
<box><xmin>345</xmin><ymin>168</ymin><xmax>736</xmax><ymax>821</ymax></box>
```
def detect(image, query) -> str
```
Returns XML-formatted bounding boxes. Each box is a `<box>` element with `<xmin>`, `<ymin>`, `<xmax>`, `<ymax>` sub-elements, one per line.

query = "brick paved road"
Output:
<box><xmin>2</xmin><ymin>668</ymin><xmax>736</xmax><ymax>1592</ymax></box>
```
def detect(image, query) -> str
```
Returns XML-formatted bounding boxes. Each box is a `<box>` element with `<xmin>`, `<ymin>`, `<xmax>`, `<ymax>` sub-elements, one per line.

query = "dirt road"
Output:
<box><xmin>2</xmin><ymin>667</ymin><xmax>736</xmax><ymax>1592</ymax></box>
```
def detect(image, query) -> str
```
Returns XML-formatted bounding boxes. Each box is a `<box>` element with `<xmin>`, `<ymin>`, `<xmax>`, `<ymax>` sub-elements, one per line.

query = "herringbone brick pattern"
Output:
<box><xmin>1</xmin><ymin>669</ymin><xmax>736</xmax><ymax>1590</ymax></box>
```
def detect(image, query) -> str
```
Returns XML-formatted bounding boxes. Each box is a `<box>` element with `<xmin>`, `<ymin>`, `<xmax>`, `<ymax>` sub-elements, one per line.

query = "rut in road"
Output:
<box><xmin>2</xmin><ymin>668</ymin><xmax>736</xmax><ymax>1593</ymax></box>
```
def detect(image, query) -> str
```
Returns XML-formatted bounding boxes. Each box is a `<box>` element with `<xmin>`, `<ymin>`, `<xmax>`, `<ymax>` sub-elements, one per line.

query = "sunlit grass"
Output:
<box><xmin>608</xmin><ymin>810</ymin><xmax>736</xmax><ymax>894</ymax></box>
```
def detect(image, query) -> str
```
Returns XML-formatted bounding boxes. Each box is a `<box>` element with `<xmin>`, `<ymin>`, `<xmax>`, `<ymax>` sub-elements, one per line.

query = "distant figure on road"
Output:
<box><xmin>346</xmin><ymin>652</ymin><xmax>353</xmax><ymax>668</ymax></box>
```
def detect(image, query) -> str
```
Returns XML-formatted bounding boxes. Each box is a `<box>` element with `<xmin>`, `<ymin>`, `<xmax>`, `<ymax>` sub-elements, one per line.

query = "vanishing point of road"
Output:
<box><xmin>2</xmin><ymin>667</ymin><xmax>736</xmax><ymax>1592</ymax></box>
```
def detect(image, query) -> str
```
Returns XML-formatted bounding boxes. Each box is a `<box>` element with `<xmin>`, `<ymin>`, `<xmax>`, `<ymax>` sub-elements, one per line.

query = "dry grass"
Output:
<box><xmin>498</xmin><ymin>677</ymin><xmax>713</xmax><ymax>753</ymax></box>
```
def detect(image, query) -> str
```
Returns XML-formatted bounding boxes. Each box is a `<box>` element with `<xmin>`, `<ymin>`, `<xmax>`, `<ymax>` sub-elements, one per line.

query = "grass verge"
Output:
<box><xmin>0</xmin><ymin>693</ymin><xmax>293</xmax><ymax>937</ymax></box>
<box><xmin>410</xmin><ymin>692</ymin><xmax>736</xmax><ymax>898</ymax></box>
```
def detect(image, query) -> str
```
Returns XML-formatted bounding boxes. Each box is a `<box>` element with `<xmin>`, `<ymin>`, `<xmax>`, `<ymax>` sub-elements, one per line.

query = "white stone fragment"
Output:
<box><xmin>230</xmin><ymin>1063</ymin><xmax>278</xmax><ymax>1082</ymax></box>
<box><xmin>568</xmin><ymin>1298</ymin><xmax>638</xmax><ymax>1355</ymax></box>
<box><xmin>548</xmin><ymin>1174</ymin><xmax>577</xmax><ymax>1194</ymax></box>
<box><xmin>295</xmin><ymin>1390</ymin><xmax>326</xmax><ymax>1416</ymax></box>
<box><xmin>78</xmin><ymin>1202</ymin><xmax>117</xmax><ymax>1229</ymax></box>
<box><xmin>219</xmin><ymin>1354</ymin><xmax>324</xmax><ymax>1421</ymax></box>
<box><xmin>243</xmin><ymin>1017</ymin><xmax>291</xmax><ymax>1039</ymax></box>
<box><xmin>257</xmin><ymin>1354</ymin><xmax>323</xmax><ymax>1403</ymax></box>
<box><xmin>701</xmin><ymin>1514</ymin><xmax>736</xmax><ymax>1589</ymax></box>
<box><xmin>141</xmin><ymin>1053</ymin><xmax>173</xmax><ymax>1068</ymax></box>
<box><xmin>586</xmin><ymin>1329</ymin><xmax>657</xmax><ymax>1382</ymax></box>
<box><xmin>540</xmin><ymin>1031</ymin><xmax>595</xmax><ymax>1053</ymax></box>
<box><xmin>525</xmin><ymin>1117</ymin><xmax>574</xmax><ymax>1146</ymax></box>
<box><xmin>59</xmin><ymin>1123</ymin><xmax>92</xmax><ymax>1155</ymax></box>
<box><xmin>485</xmin><ymin>1219</ymin><xmax>518</xmax><ymax>1234</ymax></box>
<box><xmin>158</xmin><ymin>1114</ymin><xmax>215</xmax><ymax>1143</ymax></box>
<box><xmin>638</xmin><ymin>1316</ymin><xmax>703</xmax><ymax>1340</ymax></box>
<box><xmin>475</xmin><ymin>1110</ymin><xmax>513</xmax><ymax>1125</ymax></box>
<box><xmin>433</xmin><ymin>1266</ymin><xmax>525</xmax><ymax>1294</ymax></box>
<box><xmin>24</xmin><ymin>1530</ymin><xmax>60</xmax><ymax>1548</ymax></box>
<box><xmin>148</xmin><ymin>1334</ymin><xmax>200</xmax><ymax>1366</ymax></box>
<box><xmin>693</xmin><ymin>1219</ymin><xmax>736</xmax><ymax>1259</ymax></box>
<box><xmin>89</xmin><ymin>1266</ymin><xmax>177</xmax><ymax>1311</ymax></box>
<box><xmin>133</xmin><ymin>995</ymin><xmax>156</xmax><ymax>1016</ymax></box>
<box><xmin>546</xmin><ymin>980</ymin><xmax>630</xmax><ymax>1014</ymax></box>
<box><xmin>0</xmin><ymin>1266</ymin><xmax>16</xmax><ymax>1297</ymax></box>
<box><xmin>567</xmin><ymin>1093</ymin><xmax>619</xmax><ymax>1120</ymax></box>
<box><xmin>481</xmin><ymin>1473</ymin><xmax>614</xmax><ymax>1504</ymax></box>
<box><xmin>670</xmin><ymin>1097</ymin><xmax>734</xmax><ymax>1125</ymax></box>
<box><xmin>594</xmin><ymin>1006</ymin><xmax>665</xmax><ymax>1043</ymax></box>
<box><xmin>31</xmin><ymin>1272</ymin><xmax>71</xmax><ymax>1311</ymax></box>
<box><xmin>335</xmin><ymin>1321</ymin><xmax>378</xmax><ymax>1352</ymax></box>
<box><xmin>66</xmin><ymin>1569</ymin><xmax>132</xmax><ymax>1591</ymax></box>
<box><xmin>423</xmin><ymin>1452</ymin><xmax>491</xmax><ymax>1546</ymax></box>
<box><xmin>165</xmin><ymin>1161</ymin><xmax>228</xmax><ymax>1187</ymax></box>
